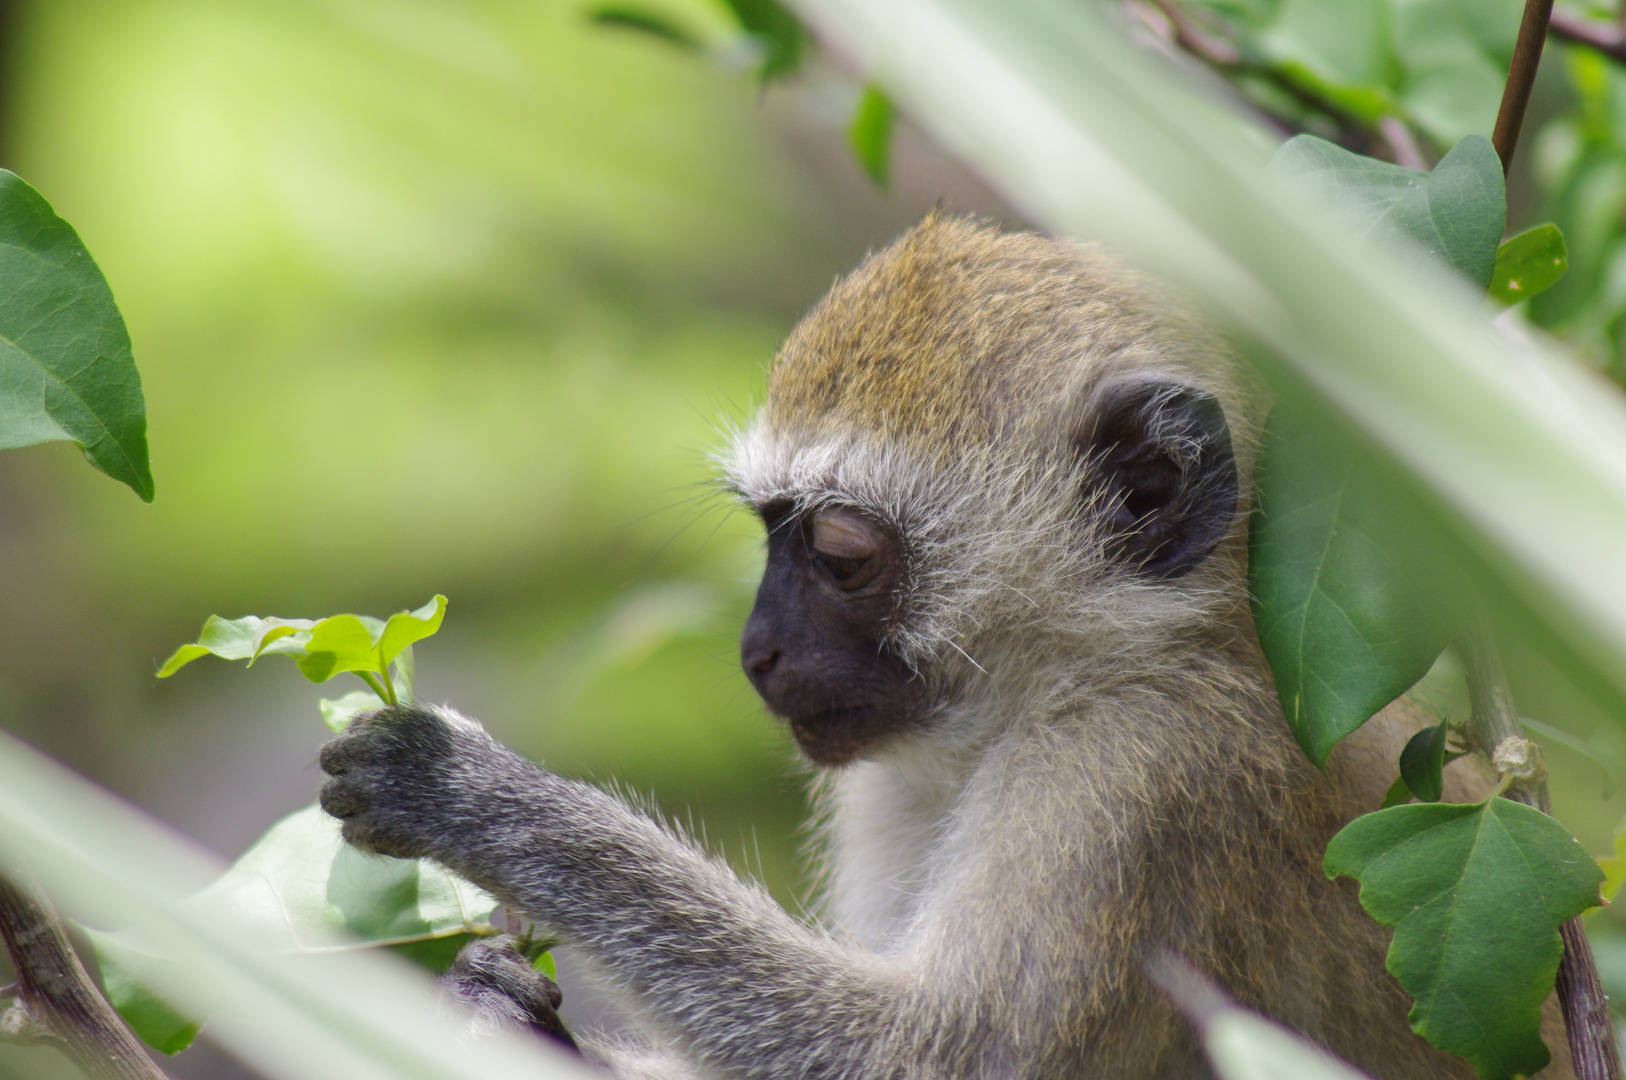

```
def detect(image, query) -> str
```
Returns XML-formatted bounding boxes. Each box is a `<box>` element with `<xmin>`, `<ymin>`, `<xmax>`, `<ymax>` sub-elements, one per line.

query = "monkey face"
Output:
<box><xmin>740</xmin><ymin>502</ymin><xmax>927</xmax><ymax>766</ymax></box>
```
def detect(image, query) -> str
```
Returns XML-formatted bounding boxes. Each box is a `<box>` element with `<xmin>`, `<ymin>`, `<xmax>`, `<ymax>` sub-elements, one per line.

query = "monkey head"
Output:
<box><xmin>727</xmin><ymin>214</ymin><xmax>1252</xmax><ymax>766</ymax></box>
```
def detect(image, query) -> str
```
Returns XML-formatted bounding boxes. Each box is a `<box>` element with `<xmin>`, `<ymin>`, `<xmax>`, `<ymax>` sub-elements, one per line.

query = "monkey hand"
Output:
<box><xmin>318</xmin><ymin>703</ymin><xmax>547</xmax><ymax>865</ymax></box>
<box><xmin>441</xmin><ymin>935</ymin><xmax>578</xmax><ymax>1052</ymax></box>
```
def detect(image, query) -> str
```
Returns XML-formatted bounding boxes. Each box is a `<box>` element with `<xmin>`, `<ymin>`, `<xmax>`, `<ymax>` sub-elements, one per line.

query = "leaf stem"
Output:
<box><xmin>1460</xmin><ymin>623</ymin><xmax>1621</xmax><ymax>1080</ymax></box>
<box><xmin>0</xmin><ymin>865</ymin><xmax>169</xmax><ymax>1080</ymax></box>
<box><xmin>1492</xmin><ymin>0</ymin><xmax>1556</xmax><ymax>174</ymax></box>
<box><xmin>357</xmin><ymin>669</ymin><xmax>395</xmax><ymax>707</ymax></box>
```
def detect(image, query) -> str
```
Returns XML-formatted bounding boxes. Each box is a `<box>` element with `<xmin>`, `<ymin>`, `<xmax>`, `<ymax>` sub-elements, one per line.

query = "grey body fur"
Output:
<box><xmin>320</xmin><ymin>216</ymin><xmax>1564</xmax><ymax>1079</ymax></box>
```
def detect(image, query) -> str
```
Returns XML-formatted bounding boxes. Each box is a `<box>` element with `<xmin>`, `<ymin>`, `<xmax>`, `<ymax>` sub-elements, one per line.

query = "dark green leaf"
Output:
<box><xmin>1489</xmin><ymin>224</ymin><xmax>1567</xmax><ymax>307</ymax></box>
<box><xmin>1325</xmin><ymin>798</ymin><xmax>1604</xmax><ymax>1079</ymax></box>
<box><xmin>587</xmin><ymin>6</ymin><xmax>704</xmax><ymax>50</ymax></box>
<box><xmin>1249</xmin><ymin>404</ymin><xmax>1465</xmax><ymax>765</ymax></box>
<box><xmin>850</xmin><ymin>85</ymin><xmax>896</xmax><ymax>188</ymax></box>
<box><xmin>719</xmin><ymin>0</ymin><xmax>806</xmax><ymax>79</ymax></box>
<box><xmin>0</xmin><ymin>171</ymin><xmax>152</xmax><ymax>500</ymax></box>
<box><xmin>1397</xmin><ymin>722</ymin><xmax>1448</xmax><ymax>803</ymax></box>
<box><xmin>1267</xmin><ymin>134</ymin><xmax>1505</xmax><ymax>286</ymax></box>
<box><xmin>85</xmin><ymin>928</ymin><xmax>202</xmax><ymax>1055</ymax></box>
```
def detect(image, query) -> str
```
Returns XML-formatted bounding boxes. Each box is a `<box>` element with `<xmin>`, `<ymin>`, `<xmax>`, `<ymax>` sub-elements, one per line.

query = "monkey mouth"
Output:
<box><xmin>781</xmin><ymin>704</ymin><xmax>906</xmax><ymax>767</ymax></box>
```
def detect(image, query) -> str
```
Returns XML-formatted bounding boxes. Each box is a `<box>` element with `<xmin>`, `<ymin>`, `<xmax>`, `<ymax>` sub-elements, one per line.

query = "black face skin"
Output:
<box><xmin>740</xmin><ymin>503</ymin><xmax>926</xmax><ymax>766</ymax></box>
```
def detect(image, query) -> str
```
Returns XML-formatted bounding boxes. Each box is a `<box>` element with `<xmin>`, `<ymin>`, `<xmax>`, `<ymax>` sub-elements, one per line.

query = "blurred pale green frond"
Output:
<box><xmin>0</xmin><ymin>727</ymin><xmax>589</xmax><ymax>1080</ymax></box>
<box><xmin>786</xmin><ymin>0</ymin><xmax>1626</xmax><ymax>723</ymax></box>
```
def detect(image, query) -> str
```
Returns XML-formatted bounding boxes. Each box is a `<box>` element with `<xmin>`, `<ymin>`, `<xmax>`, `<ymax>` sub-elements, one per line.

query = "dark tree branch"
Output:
<box><xmin>1550</xmin><ymin>8</ymin><xmax>1626</xmax><ymax>65</ymax></box>
<box><xmin>1493</xmin><ymin>0</ymin><xmax>1557</xmax><ymax>173</ymax></box>
<box><xmin>0</xmin><ymin>867</ymin><xmax>168</xmax><ymax>1080</ymax></box>
<box><xmin>1460</xmin><ymin>625</ymin><xmax>1622</xmax><ymax>1080</ymax></box>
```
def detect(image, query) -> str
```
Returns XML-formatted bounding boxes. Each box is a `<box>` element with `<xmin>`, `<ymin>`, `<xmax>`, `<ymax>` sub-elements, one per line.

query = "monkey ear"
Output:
<box><xmin>1075</xmin><ymin>376</ymin><xmax>1240</xmax><ymax>578</ymax></box>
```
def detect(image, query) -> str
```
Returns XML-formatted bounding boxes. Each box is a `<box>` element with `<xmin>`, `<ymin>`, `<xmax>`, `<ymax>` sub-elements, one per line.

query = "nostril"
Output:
<box><xmin>750</xmin><ymin>650</ymin><xmax>781</xmax><ymax>676</ymax></box>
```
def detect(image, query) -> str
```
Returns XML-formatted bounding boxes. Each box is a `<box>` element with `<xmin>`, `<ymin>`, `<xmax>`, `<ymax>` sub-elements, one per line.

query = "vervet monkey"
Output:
<box><xmin>320</xmin><ymin>214</ymin><xmax>1563</xmax><ymax>1079</ymax></box>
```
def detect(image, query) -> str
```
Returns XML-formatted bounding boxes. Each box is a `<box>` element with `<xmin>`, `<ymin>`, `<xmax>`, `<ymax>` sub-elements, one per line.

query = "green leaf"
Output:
<box><xmin>0</xmin><ymin>170</ymin><xmax>152</xmax><ymax>500</ymax></box>
<box><xmin>1267</xmin><ymin>134</ymin><xmax>1506</xmax><ymax>286</ymax></box>
<box><xmin>849</xmin><ymin>85</ymin><xmax>896</xmax><ymax>188</ymax></box>
<box><xmin>1249</xmin><ymin>405</ymin><xmax>1465</xmax><ymax>765</ymax></box>
<box><xmin>1325</xmin><ymin>798</ymin><xmax>1604</xmax><ymax>1079</ymax></box>
<box><xmin>1489</xmin><ymin>224</ymin><xmax>1567</xmax><ymax>308</ymax></box>
<box><xmin>85</xmin><ymin>927</ymin><xmax>203</xmax><ymax>1055</ymax></box>
<box><xmin>1596</xmin><ymin>815</ymin><xmax>1626</xmax><ymax>902</ymax></box>
<box><xmin>1397</xmin><ymin>722</ymin><xmax>1449</xmax><ymax>803</ymax></box>
<box><xmin>319</xmin><ymin>689</ymin><xmax>385</xmax><ymax>733</ymax></box>
<box><xmin>82</xmin><ymin>804</ymin><xmax>500</xmax><ymax>1057</ymax></box>
<box><xmin>587</xmin><ymin>6</ymin><xmax>704</xmax><ymax>50</ymax></box>
<box><xmin>1378</xmin><ymin>774</ymin><xmax>1414</xmax><ymax>809</ymax></box>
<box><xmin>718</xmin><ymin>0</ymin><xmax>806</xmax><ymax>79</ymax></box>
<box><xmin>534</xmin><ymin>951</ymin><xmax>557</xmax><ymax>979</ymax></box>
<box><xmin>157</xmin><ymin>596</ymin><xmax>446</xmax><ymax>692</ymax></box>
<box><xmin>197</xmin><ymin>803</ymin><xmax>498</xmax><ymax>952</ymax></box>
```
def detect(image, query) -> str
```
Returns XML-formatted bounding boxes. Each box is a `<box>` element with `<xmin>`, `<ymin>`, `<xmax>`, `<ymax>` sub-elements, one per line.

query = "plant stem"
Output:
<box><xmin>358</xmin><ymin>669</ymin><xmax>395</xmax><ymax>707</ymax></box>
<box><xmin>1460</xmin><ymin>623</ymin><xmax>1621</xmax><ymax>1080</ymax></box>
<box><xmin>0</xmin><ymin>866</ymin><xmax>168</xmax><ymax>1080</ymax></box>
<box><xmin>1493</xmin><ymin>0</ymin><xmax>1557</xmax><ymax>174</ymax></box>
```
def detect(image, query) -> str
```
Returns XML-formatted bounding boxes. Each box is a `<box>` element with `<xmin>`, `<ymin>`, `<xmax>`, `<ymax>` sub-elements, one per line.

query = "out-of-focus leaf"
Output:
<box><xmin>85</xmin><ymin>927</ymin><xmax>203</xmax><ymax>1055</ymax></box>
<box><xmin>157</xmin><ymin>596</ymin><xmax>446</xmax><ymax>690</ymax></box>
<box><xmin>82</xmin><ymin>804</ymin><xmax>502</xmax><ymax>1053</ymax></box>
<box><xmin>1267</xmin><ymin>134</ymin><xmax>1506</xmax><ymax>286</ymax></box>
<box><xmin>0</xmin><ymin>170</ymin><xmax>152</xmax><ymax>500</ymax></box>
<box><xmin>1520</xmin><ymin>715</ymin><xmax>1618</xmax><ymax>799</ymax></box>
<box><xmin>1249</xmin><ymin>405</ymin><xmax>1465</xmax><ymax>765</ymax></box>
<box><xmin>720</xmin><ymin>0</ymin><xmax>807</xmax><ymax>79</ymax></box>
<box><xmin>199</xmin><ymin>804</ymin><xmax>497</xmax><ymax>952</ymax></box>
<box><xmin>320</xmin><ymin>690</ymin><xmax>385</xmax><ymax>733</ymax></box>
<box><xmin>588</xmin><ymin>6</ymin><xmax>704</xmax><ymax>50</ymax></box>
<box><xmin>1148</xmin><ymin>950</ymin><xmax>1377</xmax><ymax>1080</ymax></box>
<box><xmin>1325</xmin><ymin>798</ymin><xmax>1604</xmax><ymax>1079</ymax></box>
<box><xmin>1490</xmin><ymin>224</ymin><xmax>1568</xmax><ymax>307</ymax></box>
<box><xmin>1597</xmin><ymin>815</ymin><xmax>1626</xmax><ymax>902</ymax></box>
<box><xmin>850</xmin><ymin>85</ymin><xmax>896</xmax><ymax>187</ymax></box>
<box><xmin>0</xmin><ymin>726</ymin><xmax>587</xmax><ymax>1080</ymax></box>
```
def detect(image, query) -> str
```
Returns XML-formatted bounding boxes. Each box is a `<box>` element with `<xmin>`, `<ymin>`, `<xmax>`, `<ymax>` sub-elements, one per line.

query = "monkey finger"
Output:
<box><xmin>318</xmin><ymin>778</ymin><xmax>372</xmax><ymax>819</ymax></box>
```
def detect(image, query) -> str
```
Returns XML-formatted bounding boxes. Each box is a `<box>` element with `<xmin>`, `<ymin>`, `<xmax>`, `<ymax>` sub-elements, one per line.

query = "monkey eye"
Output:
<box><xmin>808</xmin><ymin>508</ymin><xmax>885</xmax><ymax>590</ymax></box>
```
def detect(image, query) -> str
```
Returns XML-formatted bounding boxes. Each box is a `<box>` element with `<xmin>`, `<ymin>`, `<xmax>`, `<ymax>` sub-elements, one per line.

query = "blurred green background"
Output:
<box><xmin>12</xmin><ymin>0</ymin><xmax>1626</xmax><ymax>1074</ymax></box>
<box><xmin>0</xmin><ymin>2</ymin><xmax>1009</xmax><ymax>1069</ymax></box>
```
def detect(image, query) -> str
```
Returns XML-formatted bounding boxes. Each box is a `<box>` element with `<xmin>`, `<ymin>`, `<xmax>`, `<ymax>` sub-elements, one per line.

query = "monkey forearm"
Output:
<box><xmin>321</xmin><ymin>706</ymin><xmax>904</xmax><ymax>1080</ymax></box>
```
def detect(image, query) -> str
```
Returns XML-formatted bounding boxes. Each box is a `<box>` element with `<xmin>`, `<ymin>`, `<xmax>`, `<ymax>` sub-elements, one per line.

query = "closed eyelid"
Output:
<box><xmin>811</xmin><ymin>511</ymin><xmax>883</xmax><ymax>559</ymax></box>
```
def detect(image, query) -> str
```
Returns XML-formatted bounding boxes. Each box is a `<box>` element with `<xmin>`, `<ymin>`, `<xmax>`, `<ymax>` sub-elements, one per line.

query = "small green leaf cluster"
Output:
<box><xmin>158</xmin><ymin>595</ymin><xmax>447</xmax><ymax>723</ymax></box>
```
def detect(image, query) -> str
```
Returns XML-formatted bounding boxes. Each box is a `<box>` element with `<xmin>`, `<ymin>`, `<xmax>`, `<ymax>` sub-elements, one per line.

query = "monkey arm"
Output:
<box><xmin>319</xmin><ymin>704</ymin><xmax>913</xmax><ymax>1080</ymax></box>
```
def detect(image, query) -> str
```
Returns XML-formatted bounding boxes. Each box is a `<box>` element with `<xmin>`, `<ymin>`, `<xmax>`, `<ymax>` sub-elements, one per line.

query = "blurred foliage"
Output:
<box><xmin>0</xmin><ymin>0</ymin><xmax>947</xmax><ymax>941</ymax></box>
<box><xmin>1155</xmin><ymin>0</ymin><xmax>1626</xmax><ymax>379</ymax></box>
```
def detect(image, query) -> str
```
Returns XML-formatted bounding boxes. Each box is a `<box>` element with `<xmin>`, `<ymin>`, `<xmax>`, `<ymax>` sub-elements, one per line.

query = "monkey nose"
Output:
<box><xmin>747</xmin><ymin>648</ymin><xmax>780</xmax><ymax>676</ymax></box>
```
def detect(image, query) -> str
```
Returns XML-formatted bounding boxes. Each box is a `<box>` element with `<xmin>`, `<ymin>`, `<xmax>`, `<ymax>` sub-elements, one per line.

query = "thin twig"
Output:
<box><xmin>1460</xmin><ymin>624</ymin><xmax>1622</xmax><ymax>1080</ymax></box>
<box><xmin>1493</xmin><ymin>0</ymin><xmax>1557</xmax><ymax>173</ymax></box>
<box><xmin>0</xmin><ymin>867</ymin><xmax>167</xmax><ymax>1080</ymax></box>
<box><xmin>1550</xmin><ymin>8</ymin><xmax>1626</xmax><ymax>65</ymax></box>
